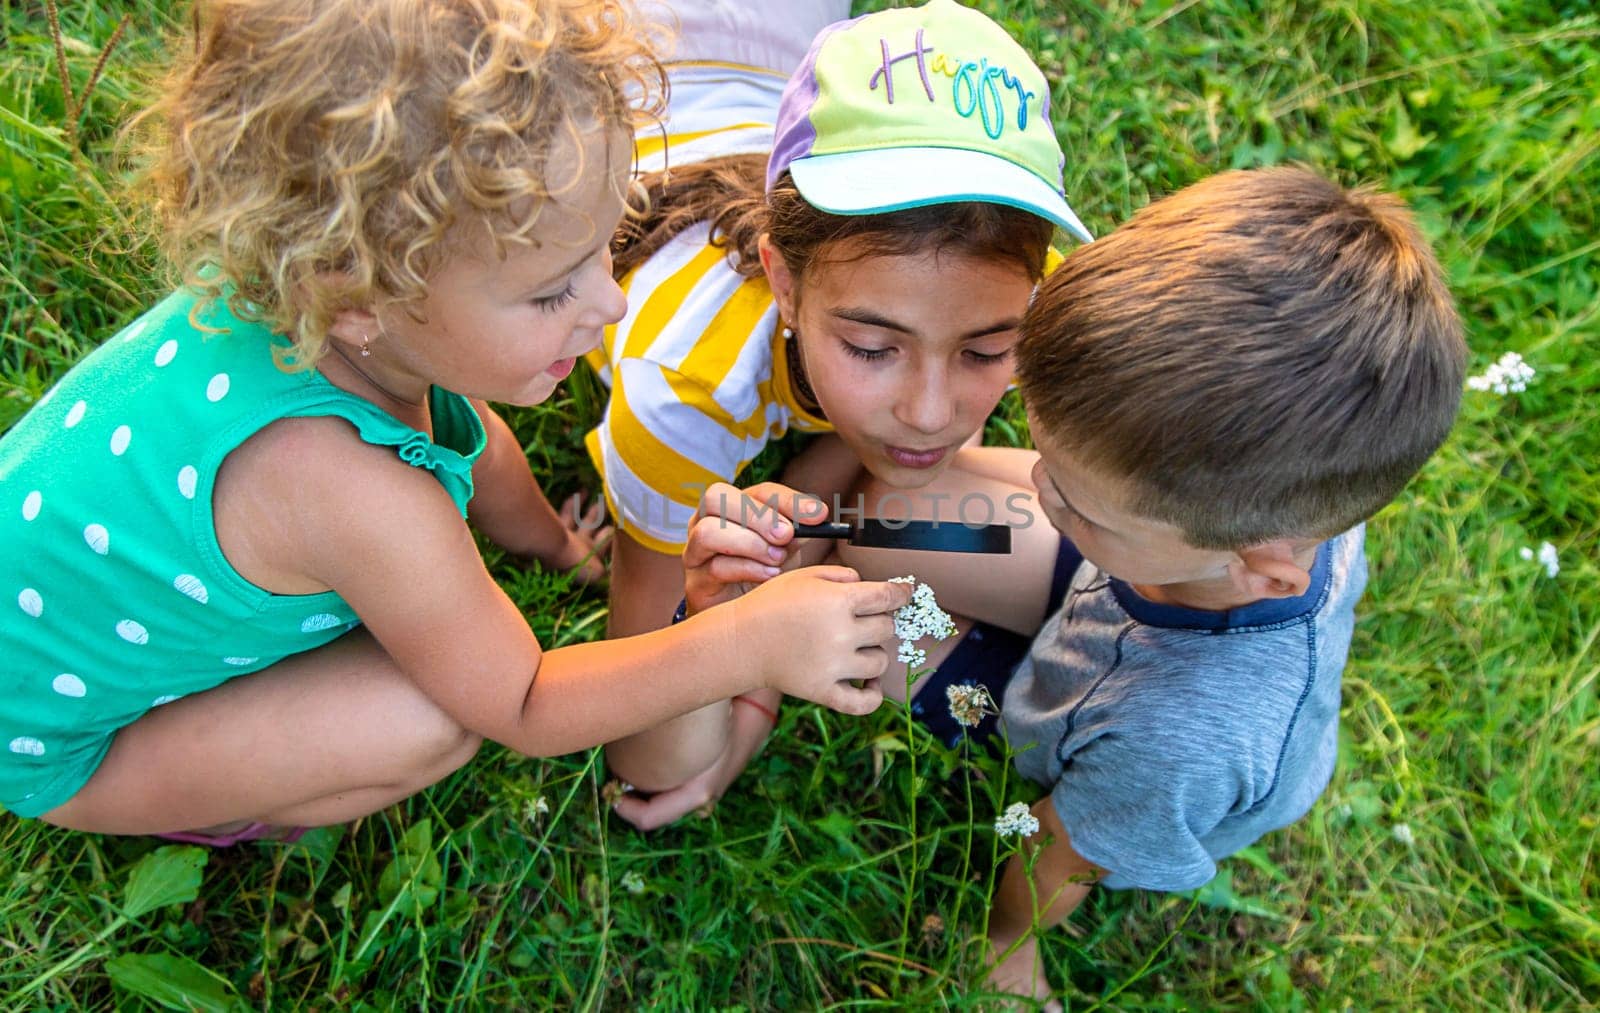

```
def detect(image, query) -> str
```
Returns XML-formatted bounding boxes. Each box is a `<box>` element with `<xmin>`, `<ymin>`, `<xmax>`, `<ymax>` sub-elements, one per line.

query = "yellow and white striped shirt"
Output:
<box><xmin>585</xmin><ymin>223</ymin><xmax>829</xmax><ymax>554</ymax></box>
<box><xmin>632</xmin><ymin>1</ymin><xmax>849</xmax><ymax>174</ymax></box>
<box><xmin>592</xmin><ymin>222</ymin><xmax>838</xmax><ymax>553</ymax></box>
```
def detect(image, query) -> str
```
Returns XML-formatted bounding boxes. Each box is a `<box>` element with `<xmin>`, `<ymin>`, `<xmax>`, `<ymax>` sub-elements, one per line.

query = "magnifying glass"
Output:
<box><xmin>793</xmin><ymin>519</ymin><xmax>1012</xmax><ymax>554</ymax></box>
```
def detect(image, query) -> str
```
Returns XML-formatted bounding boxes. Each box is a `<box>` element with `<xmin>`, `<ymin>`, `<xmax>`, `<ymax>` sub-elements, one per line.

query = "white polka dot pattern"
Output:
<box><xmin>300</xmin><ymin>613</ymin><xmax>342</xmax><ymax>633</ymax></box>
<box><xmin>110</xmin><ymin>425</ymin><xmax>132</xmax><ymax>456</ymax></box>
<box><xmin>154</xmin><ymin>340</ymin><xmax>178</xmax><ymax>367</ymax></box>
<box><xmin>9</xmin><ymin>737</ymin><xmax>44</xmax><ymax>756</ymax></box>
<box><xmin>173</xmin><ymin>574</ymin><xmax>209</xmax><ymax>604</ymax></box>
<box><xmin>18</xmin><ymin>588</ymin><xmax>42</xmax><ymax>617</ymax></box>
<box><xmin>63</xmin><ymin>400</ymin><xmax>86</xmax><ymax>428</ymax></box>
<box><xmin>52</xmin><ymin>674</ymin><xmax>86</xmax><ymax>698</ymax></box>
<box><xmin>21</xmin><ymin>491</ymin><xmax>41</xmax><ymax>521</ymax></box>
<box><xmin>205</xmin><ymin>373</ymin><xmax>230</xmax><ymax>402</ymax></box>
<box><xmin>177</xmin><ymin>465</ymin><xmax>198</xmax><ymax>500</ymax></box>
<box><xmin>115</xmin><ymin>619</ymin><xmax>149</xmax><ymax>645</ymax></box>
<box><xmin>84</xmin><ymin>524</ymin><xmax>109</xmax><ymax>555</ymax></box>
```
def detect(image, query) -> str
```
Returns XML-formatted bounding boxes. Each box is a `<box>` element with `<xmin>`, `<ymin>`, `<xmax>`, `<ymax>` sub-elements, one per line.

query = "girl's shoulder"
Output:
<box><xmin>612</xmin><ymin>224</ymin><xmax>777</xmax><ymax>379</ymax></box>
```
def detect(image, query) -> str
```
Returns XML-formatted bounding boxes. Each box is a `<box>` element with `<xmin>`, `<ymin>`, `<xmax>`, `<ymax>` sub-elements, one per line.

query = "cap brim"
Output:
<box><xmin>789</xmin><ymin>146</ymin><xmax>1093</xmax><ymax>244</ymax></box>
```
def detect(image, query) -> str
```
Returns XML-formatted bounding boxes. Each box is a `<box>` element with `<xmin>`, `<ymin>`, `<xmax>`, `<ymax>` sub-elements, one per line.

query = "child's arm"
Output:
<box><xmin>228</xmin><ymin>418</ymin><xmax>905</xmax><ymax>756</ymax></box>
<box><xmin>465</xmin><ymin>400</ymin><xmax>610</xmax><ymax>584</ymax></box>
<box><xmin>985</xmin><ymin>797</ymin><xmax>1102</xmax><ymax>1009</ymax></box>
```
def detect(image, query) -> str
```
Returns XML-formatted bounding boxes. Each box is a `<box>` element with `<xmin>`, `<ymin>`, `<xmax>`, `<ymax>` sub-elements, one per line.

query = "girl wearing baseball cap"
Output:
<box><xmin>597</xmin><ymin>0</ymin><xmax>1091</xmax><ymax>827</ymax></box>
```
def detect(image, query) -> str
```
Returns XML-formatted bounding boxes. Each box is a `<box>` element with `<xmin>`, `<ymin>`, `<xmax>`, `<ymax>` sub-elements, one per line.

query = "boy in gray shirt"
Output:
<box><xmin>670</xmin><ymin>167</ymin><xmax>1467</xmax><ymax>1007</ymax></box>
<box><xmin>980</xmin><ymin>166</ymin><xmax>1467</xmax><ymax>1005</ymax></box>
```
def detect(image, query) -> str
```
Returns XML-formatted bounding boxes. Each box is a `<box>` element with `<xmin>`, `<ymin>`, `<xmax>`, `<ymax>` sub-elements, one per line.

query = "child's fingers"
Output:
<box><xmin>738</xmin><ymin>481</ymin><xmax>829</xmax><ymax>529</ymax></box>
<box><xmin>560</xmin><ymin>492</ymin><xmax>581</xmax><ymax>524</ymax></box>
<box><xmin>684</xmin><ymin>517</ymin><xmax>788</xmax><ymax>570</ymax></box>
<box><xmin>817</xmin><ymin>677</ymin><xmax>884</xmax><ymax>716</ymax></box>
<box><xmin>694</xmin><ymin>481</ymin><xmax>809</xmax><ymax>543</ymax></box>
<box><xmin>850</xmin><ymin>644</ymin><xmax>892</xmax><ymax>680</ymax></box>
<box><xmin>582</xmin><ymin>494</ymin><xmax>606</xmax><ymax>528</ymax></box>
<box><xmin>853</xmin><ymin>613</ymin><xmax>899</xmax><ymax>654</ymax></box>
<box><xmin>589</xmin><ymin>524</ymin><xmax>615</xmax><ymax>555</ymax></box>
<box><xmin>612</xmin><ymin>790</ymin><xmax>700</xmax><ymax>831</ymax></box>
<box><xmin>798</xmin><ymin>564</ymin><xmax>862</xmax><ymax>585</ymax></box>
<box><xmin>847</xmin><ymin>577</ymin><xmax>914</xmax><ymax>616</ymax></box>
<box><xmin>707</xmin><ymin>555</ymin><xmax>781</xmax><ymax>586</ymax></box>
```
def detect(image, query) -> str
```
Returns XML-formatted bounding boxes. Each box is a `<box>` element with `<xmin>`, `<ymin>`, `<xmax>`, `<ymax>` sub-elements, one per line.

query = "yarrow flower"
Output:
<box><xmin>619</xmin><ymin>871</ymin><xmax>646</xmax><ymax>894</ymax></box>
<box><xmin>1391</xmin><ymin>822</ymin><xmax>1415</xmax><ymax>847</ymax></box>
<box><xmin>1519</xmin><ymin>541</ymin><xmax>1559</xmax><ymax>579</ymax></box>
<box><xmin>525</xmin><ymin>795</ymin><xmax>550</xmax><ymax>823</ymax></box>
<box><xmin>1466</xmin><ymin>351</ymin><xmax>1536</xmax><ymax>395</ymax></box>
<box><xmin>994</xmin><ymin>801</ymin><xmax>1040</xmax><ymax>838</ymax></box>
<box><xmin>888</xmin><ymin>576</ymin><xmax>958</xmax><ymax>672</ymax></box>
<box><xmin>946</xmin><ymin>683</ymin><xmax>997</xmax><ymax>729</ymax></box>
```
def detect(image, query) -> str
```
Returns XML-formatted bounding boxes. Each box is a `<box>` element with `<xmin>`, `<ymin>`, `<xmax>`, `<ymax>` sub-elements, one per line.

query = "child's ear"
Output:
<box><xmin>327</xmin><ymin>306</ymin><xmax>380</xmax><ymax>346</ymax></box>
<box><xmin>1227</xmin><ymin>541</ymin><xmax>1312</xmax><ymax>601</ymax></box>
<box><xmin>758</xmin><ymin>234</ymin><xmax>797</xmax><ymax>324</ymax></box>
<box><xmin>307</xmin><ymin>271</ymin><xmax>379</xmax><ymax>346</ymax></box>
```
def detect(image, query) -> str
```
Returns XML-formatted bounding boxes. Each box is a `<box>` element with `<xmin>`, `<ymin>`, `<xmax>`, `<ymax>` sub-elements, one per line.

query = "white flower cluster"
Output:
<box><xmin>1519</xmin><ymin>541</ymin><xmax>1559</xmax><ymax>578</ymax></box>
<box><xmin>1466</xmin><ymin>351</ymin><xmax>1536</xmax><ymax>395</ymax></box>
<box><xmin>619</xmin><ymin>871</ymin><xmax>646</xmax><ymax>895</ymax></box>
<box><xmin>888</xmin><ymin>575</ymin><xmax>958</xmax><ymax>669</ymax></box>
<box><xmin>994</xmin><ymin>801</ymin><xmax>1040</xmax><ymax>839</ymax></box>
<box><xmin>946</xmin><ymin>683</ymin><xmax>997</xmax><ymax>729</ymax></box>
<box><xmin>1391</xmin><ymin>822</ymin><xmax>1415</xmax><ymax>847</ymax></box>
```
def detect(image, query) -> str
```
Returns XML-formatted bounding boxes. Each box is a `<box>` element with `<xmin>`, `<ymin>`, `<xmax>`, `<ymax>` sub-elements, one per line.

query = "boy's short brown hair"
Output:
<box><xmin>1016</xmin><ymin>167</ymin><xmax>1467</xmax><ymax>549</ymax></box>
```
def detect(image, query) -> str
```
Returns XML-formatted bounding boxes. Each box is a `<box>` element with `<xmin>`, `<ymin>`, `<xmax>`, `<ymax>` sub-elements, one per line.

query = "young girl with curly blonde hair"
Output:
<box><xmin>0</xmin><ymin>0</ymin><xmax>908</xmax><ymax>844</ymax></box>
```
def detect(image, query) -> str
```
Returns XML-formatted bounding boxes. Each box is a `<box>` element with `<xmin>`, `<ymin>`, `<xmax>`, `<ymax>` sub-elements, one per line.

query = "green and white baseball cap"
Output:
<box><xmin>767</xmin><ymin>0</ymin><xmax>1091</xmax><ymax>243</ymax></box>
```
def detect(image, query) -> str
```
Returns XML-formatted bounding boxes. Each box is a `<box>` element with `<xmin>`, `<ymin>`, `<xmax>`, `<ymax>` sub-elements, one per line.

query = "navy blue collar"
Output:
<box><xmin>1107</xmin><ymin>539</ymin><xmax>1334</xmax><ymax>631</ymax></box>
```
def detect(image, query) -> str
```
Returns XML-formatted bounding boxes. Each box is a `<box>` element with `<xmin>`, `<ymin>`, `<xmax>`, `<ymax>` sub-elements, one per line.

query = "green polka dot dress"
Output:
<box><xmin>0</xmin><ymin>288</ymin><xmax>485</xmax><ymax>817</ymax></box>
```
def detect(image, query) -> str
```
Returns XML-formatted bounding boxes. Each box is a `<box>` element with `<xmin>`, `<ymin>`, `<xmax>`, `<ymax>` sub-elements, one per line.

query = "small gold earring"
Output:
<box><xmin>360</xmin><ymin>333</ymin><xmax>372</xmax><ymax>357</ymax></box>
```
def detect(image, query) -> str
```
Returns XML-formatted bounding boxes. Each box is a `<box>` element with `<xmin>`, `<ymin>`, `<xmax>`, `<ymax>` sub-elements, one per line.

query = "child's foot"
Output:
<box><xmin>154</xmin><ymin>821</ymin><xmax>307</xmax><ymax>847</ymax></box>
<box><xmin>985</xmin><ymin>934</ymin><xmax>1061</xmax><ymax>1012</ymax></box>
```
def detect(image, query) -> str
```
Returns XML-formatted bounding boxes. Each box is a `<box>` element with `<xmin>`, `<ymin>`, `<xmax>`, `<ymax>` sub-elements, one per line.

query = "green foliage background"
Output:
<box><xmin>1</xmin><ymin>0</ymin><xmax>1596</xmax><ymax>1008</ymax></box>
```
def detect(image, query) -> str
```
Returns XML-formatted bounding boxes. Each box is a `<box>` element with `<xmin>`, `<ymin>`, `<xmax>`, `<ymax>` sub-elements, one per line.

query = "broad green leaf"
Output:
<box><xmin>105</xmin><ymin>952</ymin><xmax>241</xmax><ymax>1013</ymax></box>
<box><xmin>377</xmin><ymin>819</ymin><xmax>442</xmax><ymax>914</ymax></box>
<box><xmin>1386</xmin><ymin>98</ymin><xmax>1433</xmax><ymax>161</ymax></box>
<box><xmin>122</xmin><ymin>846</ymin><xmax>208</xmax><ymax>919</ymax></box>
<box><xmin>1181</xmin><ymin>869</ymin><xmax>1288</xmax><ymax>922</ymax></box>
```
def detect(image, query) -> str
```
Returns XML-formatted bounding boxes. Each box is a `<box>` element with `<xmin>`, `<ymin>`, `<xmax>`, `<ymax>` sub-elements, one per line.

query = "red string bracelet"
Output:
<box><xmin>733</xmin><ymin>694</ymin><xmax>779</xmax><ymax>724</ymax></box>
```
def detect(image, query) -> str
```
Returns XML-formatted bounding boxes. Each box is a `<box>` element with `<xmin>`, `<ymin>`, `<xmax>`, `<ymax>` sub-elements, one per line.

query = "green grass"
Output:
<box><xmin>3</xmin><ymin>0</ymin><xmax>1597</xmax><ymax>1008</ymax></box>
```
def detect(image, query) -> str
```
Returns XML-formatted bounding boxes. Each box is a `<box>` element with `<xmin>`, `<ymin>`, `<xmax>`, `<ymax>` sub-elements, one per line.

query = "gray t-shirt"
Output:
<box><xmin>1001</xmin><ymin>527</ymin><xmax>1366</xmax><ymax>891</ymax></box>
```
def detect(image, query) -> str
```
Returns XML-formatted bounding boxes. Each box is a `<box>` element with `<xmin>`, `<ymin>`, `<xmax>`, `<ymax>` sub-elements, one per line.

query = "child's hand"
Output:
<box><xmin>684</xmin><ymin>481</ymin><xmax>826</xmax><ymax>614</ymax></box>
<box><xmin>732</xmin><ymin>565</ymin><xmax>910</xmax><ymax>715</ymax></box>
<box><xmin>546</xmin><ymin>492</ymin><xmax>613</xmax><ymax>586</ymax></box>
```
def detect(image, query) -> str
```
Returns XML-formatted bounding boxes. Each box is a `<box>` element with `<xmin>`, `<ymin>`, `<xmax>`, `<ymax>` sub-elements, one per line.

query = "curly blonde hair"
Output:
<box><xmin>135</xmin><ymin>0</ymin><xmax>665</xmax><ymax>366</ymax></box>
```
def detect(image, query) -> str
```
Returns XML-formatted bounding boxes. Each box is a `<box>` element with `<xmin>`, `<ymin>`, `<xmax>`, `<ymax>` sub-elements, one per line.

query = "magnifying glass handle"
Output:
<box><xmin>793</xmin><ymin>522</ymin><xmax>854</xmax><ymax>539</ymax></box>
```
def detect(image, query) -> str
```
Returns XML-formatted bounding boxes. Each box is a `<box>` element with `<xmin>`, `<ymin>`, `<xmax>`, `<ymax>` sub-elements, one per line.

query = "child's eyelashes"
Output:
<box><xmin>838</xmin><ymin>342</ymin><xmax>1013</xmax><ymax>364</ymax></box>
<box><xmin>531</xmin><ymin>283</ymin><xmax>577</xmax><ymax>313</ymax></box>
<box><xmin>964</xmin><ymin>347</ymin><xmax>1012</xmax><ymax>365</ymax></box>
<box><xmin>841</xmin><ymin>341</ymin><xmax>891</xmax><ymax>362</ymax></box>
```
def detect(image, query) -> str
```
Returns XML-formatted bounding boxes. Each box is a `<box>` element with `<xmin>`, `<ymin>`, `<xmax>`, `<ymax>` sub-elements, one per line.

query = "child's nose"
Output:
<box><xmin>894</xmin><ymin>368</ymin><xmax>955</xmax><ymax>435</ymax></box>
<box><xmin>595</xmin><ymin>271</ymin><xmax>627</xmax><ymax>326</ymax></box>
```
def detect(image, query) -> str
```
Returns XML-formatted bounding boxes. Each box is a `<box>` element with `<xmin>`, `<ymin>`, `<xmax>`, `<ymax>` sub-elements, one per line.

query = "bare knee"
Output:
<box><xmin>393</xmin><ymin>697</ymin><xmax>483</xmax><ymax>787</ymax></box>
<box><xmin>604</xmin><ymin>704</ymin><xmax>731</xmax><ymax>792</ymax></box>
